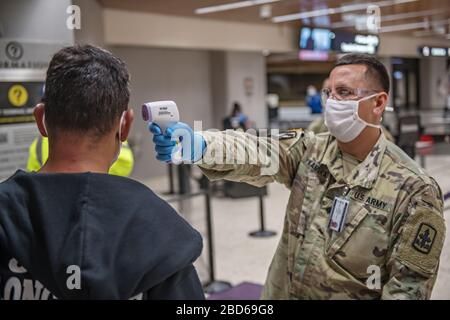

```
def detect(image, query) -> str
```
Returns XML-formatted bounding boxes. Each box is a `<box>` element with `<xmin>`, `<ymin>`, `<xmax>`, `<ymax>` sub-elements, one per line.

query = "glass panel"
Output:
<box><xmin>393</xmin><ymin>70</ymin><xmax>406</xmax><ymax>108</ymax></box>
<box><xmin>408</xmin><ymin>72</ymin><xmax>417</xmax><ymax>107</ymax></box>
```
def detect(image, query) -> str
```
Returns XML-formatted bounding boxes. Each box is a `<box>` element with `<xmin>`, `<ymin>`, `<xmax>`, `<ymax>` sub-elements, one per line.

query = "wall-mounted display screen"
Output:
<box><xmin>298</xmin><ymin>28</ymin><xmax>379</xmax><ymax>55</ymax></box>
<box><xmin>299</xmin><ymin>28</ymin><xmax>332</xmax><ymax>52</ymax></box>
<box><xmin>419</xmin><ymin>46</ymin><xmax>450</xmax><ymax>57</ymax></box>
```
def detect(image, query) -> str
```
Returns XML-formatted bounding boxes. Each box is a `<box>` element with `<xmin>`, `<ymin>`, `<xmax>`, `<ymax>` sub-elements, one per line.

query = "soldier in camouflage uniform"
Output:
<box><xmin>149</xmin><ymin>53</ymin><xmax>445</xmax><ymax>299</ymax></box>
<box><xmin>198</xmin><ymin>129</ymin><xmax>444</xmax><ymax>299</ymax></box>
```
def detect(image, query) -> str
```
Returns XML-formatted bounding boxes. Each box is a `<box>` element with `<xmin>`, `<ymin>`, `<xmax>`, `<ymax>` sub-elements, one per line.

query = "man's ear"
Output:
<box><xmin>33</xmin><ymin>103</ymin><xmax>48</xmax><ymax>137</ymax></box>
<box><xmin>119</xmin><ymin>108</ymin><xmax>134</xmax><ymax>142</ymax></box>
<box><xmin>373</xmin><ymin>92</ymin><xmax>388</xmax><ymax>117</ymax></box>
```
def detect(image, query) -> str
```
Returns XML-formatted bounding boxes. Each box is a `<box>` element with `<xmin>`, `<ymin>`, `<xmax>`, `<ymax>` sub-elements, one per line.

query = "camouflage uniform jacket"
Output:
<box><xmin>197</xmin><ymin>130</ymin><xmax>445</xmax><ymax>300</ymax></box>
<box><xmin>307</xmin><ymin>116</ymin><xmax>328</xmax><ymax>135</ymax></box>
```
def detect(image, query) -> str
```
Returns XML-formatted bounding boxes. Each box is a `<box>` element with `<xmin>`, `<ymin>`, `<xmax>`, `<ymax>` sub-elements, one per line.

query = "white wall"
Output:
<box><xmin>73</xmin><ymin>0</ymin><xmax>105</xmax><ymax>47</ymax></box>
<box><xmin>110</xmin><ymin>46</ymin><xmax>214</xmax><ymax>179</ymax></box>
<box><xmin>0</xmin><ymin>0</ymin><xmax>74</xmax><ymax>43</ymax></box>
<box><xmin>103</xmin><ymin>9</ymin><xmax>294</xmax><ymax>53</ymax></box>
<box><xmin>420</xmin><ymin>57</ymin><xmax>449</xmax><ymax>110</ymax></box>
<box><xmin>225</xmin><ymin>51</ymin><xmax>268</xmax><ymax>128</ymax></box>
<box><xmin>209</xmin><ymin>51</ymin><xmax>268</xmax><ymax>129</ymax></box>
<box><xmin>378</xmin><ymin>34</ymin><xmax>450</xmax><ymax>58</ymax></box>
<box><xmin>210</xmin><ymin>52</ymin><xmax>228</xmax><ymax>129</ymax></box>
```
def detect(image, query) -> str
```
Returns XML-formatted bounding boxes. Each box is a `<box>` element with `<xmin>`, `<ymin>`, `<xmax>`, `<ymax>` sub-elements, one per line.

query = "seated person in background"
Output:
<box><xmin>27</xmin><ymin>136</ymin><xmax>134</xmax><ymax>177</ymax></box>
<box><xmin>0</xmin><ymin>45</ymin><xmax>204</xmax><ymax>300</ymax></box>
<box><xmin>305</xmin><ymin>85</ymin><xmax>322</xmax><ymax>114</ymax></box>
<box><xmin>223</xmin><ymin>102</ymin><xmax>251</xmax><ymax>130</ymax></box>
<box><xmin>308</xmin><ymin>78</ymin><xmax>395</xmax><ymax>143</ymax></box>
<box><xmin>307</xmin><ymin>79</ymin><xmax>330</xmax><ymax>134</ymax></box>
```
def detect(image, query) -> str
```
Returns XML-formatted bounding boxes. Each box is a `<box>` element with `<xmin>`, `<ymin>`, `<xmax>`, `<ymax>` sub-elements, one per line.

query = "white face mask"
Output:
<box><xmin>324</xmin><ymin>94</ymin><xmax>380</xmax><ymax>143</ymax></box>
<box><xmin>42</xmin><ymin>113</ymin><xmax>48</xmax><ymax>136</ymax></box>
<box><xmin>111</xmin><ymin>111</ymin><xmax>126</xmax><ymax>166</ymax></box>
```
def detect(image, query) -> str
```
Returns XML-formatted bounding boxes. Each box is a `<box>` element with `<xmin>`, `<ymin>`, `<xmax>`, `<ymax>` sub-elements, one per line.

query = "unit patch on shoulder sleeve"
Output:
<box><xmin>413</xmin><ymin>223</ymin><xmax>437</xmax><ymax>254</ymax></box>
<box><xmin>395</xmin><ymin>207</ymin><xmax>445</xmax><ymax>276</ymax></box>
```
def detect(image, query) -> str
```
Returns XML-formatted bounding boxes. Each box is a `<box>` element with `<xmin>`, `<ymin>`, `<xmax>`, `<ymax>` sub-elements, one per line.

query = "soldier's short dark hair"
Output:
<box><xmin>43</xmin><ymin>45</ymin><xmax>130</xmax><ymax>136</ymax></box>
<box><xmin>333</xmin><ymin>53</ymin><xmax>390</xmax><ymax>94</ymax></box>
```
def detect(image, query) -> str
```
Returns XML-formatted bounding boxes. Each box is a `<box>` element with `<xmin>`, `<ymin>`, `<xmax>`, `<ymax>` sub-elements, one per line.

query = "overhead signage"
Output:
<box><xmin>298</xmin><ymin>28</ymin><xmax>380</xmax><ymax>55</ymax></box>
<box><xmin>336</xmin><ymin>33</ymin><xmax>379</xmax><ymax>54</ymax></box>
<box><xmin>0</xmin><ymin>39</ymin><xmax>55</xmax><ymax>181</ymax></box>
<box><xmin>298</xmin><ymin>50</ymin><xmax>329</xmax><ymax>61</ymax></box>
<box><xmin>0</xmin><ymin>39</ymin><xmax>65</xmax><ymax>69</ymax></box>
<box><xmin>419</xmin><ymin>46</ymin><xmax>450</xmax><ymax>57</ymax></box>
<box><xmin>0</xmin><ymin>82</ymin><xmax>44</xmax><ymax>125</ymax></box>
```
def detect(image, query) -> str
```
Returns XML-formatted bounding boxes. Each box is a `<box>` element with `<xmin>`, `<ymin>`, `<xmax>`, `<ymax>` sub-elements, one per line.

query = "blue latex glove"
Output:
<box><xmin>148</xmin><ymin>122</ymin><xmax>206</xmax><ymax>164</ymax></box>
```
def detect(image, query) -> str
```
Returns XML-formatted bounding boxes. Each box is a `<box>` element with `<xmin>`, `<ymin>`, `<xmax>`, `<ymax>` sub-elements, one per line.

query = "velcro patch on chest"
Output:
<box><xmin>349</xmin><ymin>190</ymin><xmax>393</xmax><ymax>212</ymax></box>
<box><xmin>305</xmin><ymin>158</ymin><xmax>329</xmax><ymax>181</ymax></box>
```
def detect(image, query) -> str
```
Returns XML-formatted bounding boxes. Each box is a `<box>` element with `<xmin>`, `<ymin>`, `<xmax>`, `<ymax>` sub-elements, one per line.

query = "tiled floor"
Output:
<box><xmin>140</xmin><ymin>153</ymin><xmax>450</xmax><ymax>300</ymax></box>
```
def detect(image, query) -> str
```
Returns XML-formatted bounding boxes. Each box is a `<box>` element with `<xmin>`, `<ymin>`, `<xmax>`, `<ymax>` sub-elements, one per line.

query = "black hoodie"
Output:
<box><xmin>0</xmin><ymin>170</ymin><xmax>204</xmax><ymax>300</ymax></box>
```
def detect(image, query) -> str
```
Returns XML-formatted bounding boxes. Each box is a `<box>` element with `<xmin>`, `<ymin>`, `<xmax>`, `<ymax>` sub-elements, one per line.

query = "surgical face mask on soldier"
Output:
<box><xmin>324</xmin><ymin>94</ymin><xmax>380</xmax><ymax>143</ymax></box>
<box><xmin>111</xmin><ymin>111</ymin><xmax>126</xmax><ymax>166</ymax></box>
<box><xmin>42</xmin><ymin>113</ymin><xmax>48</xmax><ymax>136</ymax></box>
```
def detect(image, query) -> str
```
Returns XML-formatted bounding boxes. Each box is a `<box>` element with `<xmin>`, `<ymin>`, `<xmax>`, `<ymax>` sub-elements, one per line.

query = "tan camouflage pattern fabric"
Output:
<box><xmin>306</xmin><ymin>116</ymin><xmax>395</xmax><ymax>143</ymax></box>
<box><xmin>307</xmin><ymin>116</ymin><xmax>328</xmax><ymax>135</ymax></box>
<box><xmin>198</xmin><ymin>130</ymin><xmax>445</xmax><ymax>300</ymax></box>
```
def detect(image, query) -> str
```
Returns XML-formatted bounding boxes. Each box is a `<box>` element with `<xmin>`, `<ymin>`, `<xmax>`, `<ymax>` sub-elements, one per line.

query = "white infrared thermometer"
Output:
<box><xmin>142</xmin><ymin>100</ymin><xmax>182</xmax><ymax>164</ymax></box>
<box><xmin>142</xmin><ymin>100</ymin><xmax>180</xmax><ymax>132</ymax></box>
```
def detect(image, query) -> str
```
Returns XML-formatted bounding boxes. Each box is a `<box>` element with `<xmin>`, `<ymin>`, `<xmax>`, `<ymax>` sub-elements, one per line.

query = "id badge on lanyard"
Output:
<box><xmin>328</xmin><ymin>186</ymin><xmax>350</xmax><ymax>233</ymax></box>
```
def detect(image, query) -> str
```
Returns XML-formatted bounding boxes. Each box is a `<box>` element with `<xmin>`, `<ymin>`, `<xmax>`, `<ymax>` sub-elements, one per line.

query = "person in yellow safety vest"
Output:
<box><xmin>27</xmin><ymin>136</ymin><xmax>134</xmax><ymax>177</ymax></box>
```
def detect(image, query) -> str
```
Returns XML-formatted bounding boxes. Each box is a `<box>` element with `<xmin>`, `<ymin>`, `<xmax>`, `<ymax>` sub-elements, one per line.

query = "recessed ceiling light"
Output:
<box><xmin>332</xmin><ymin>8</ymin><xmax>446</xmax><ymax>29</ymax></box>
<box><xmin>272</xmin><ymin>0</ymin><xmax>418</xmax><ymax>23</ymax></box>
<box><xmin>379</xmin><ymin>19</ymin><xmax>450</xmax><ymax>33</ymax></box>
<box><xmin>195</xmin><ymin>0</ymin><xmax>280</xmax><ymax>15</ymax></box>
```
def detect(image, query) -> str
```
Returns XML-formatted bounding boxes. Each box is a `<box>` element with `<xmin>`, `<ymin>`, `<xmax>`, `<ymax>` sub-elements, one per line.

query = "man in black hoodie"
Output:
<box><xmin>0</xmin><ymin>45</ymin><xmax>204</xmax><ymax>300</ymax></box>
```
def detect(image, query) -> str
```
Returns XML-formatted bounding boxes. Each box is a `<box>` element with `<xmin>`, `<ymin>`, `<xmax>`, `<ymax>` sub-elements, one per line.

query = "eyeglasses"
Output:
<box><xmin>321</xmin><ymin>87</ymin><xmax>380</xmax><ymax>102</ymax></box>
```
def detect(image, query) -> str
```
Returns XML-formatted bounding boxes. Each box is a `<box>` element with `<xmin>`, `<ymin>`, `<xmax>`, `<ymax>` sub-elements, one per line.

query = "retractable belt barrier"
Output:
<box><xmin>166</xmin><ymin>181</ymin><xmax>232</xmax><ymax>294</ymax></box>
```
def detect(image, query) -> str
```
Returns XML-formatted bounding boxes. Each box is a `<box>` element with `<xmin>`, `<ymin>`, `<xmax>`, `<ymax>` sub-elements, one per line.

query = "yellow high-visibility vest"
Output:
<box><xmin>27</xmin><ymin>136</ymin><xmax>134</xmax><ymax>177</ymax></box>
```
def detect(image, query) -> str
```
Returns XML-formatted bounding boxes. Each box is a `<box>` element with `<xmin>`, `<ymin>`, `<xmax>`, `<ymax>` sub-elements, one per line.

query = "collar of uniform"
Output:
<box><xmin>319</xmin><ymin>135</ymin><xmax>344</xmax><ymax>183</ymax></box>
<box><xmin>320</xmin><ymin>132</ymin><xmax>387</xmax><ymax>189</ymax></box>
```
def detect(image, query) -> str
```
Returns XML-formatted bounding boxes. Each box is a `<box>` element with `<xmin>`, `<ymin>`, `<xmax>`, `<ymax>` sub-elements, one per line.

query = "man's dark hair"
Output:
<box><xmin>43</xmin><ymin>45</ymin><xmax>130</xmax><ymax>136</ymax></box>
<box><xmin>333</xmin><ymin>53</ymin><xmax>390</xmax><ymax>94</ymax></box>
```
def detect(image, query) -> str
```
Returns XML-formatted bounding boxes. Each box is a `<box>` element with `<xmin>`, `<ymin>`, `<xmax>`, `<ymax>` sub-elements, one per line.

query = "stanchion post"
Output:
<box><xmin>203</xmin><ymin>180</ymin><xmax>232</xmax><ymax>294</ymax></box>
<box><xmin>166</xmin><ymin>164</ymin><xmax>175</xmax><ymax>195</ymax></box>
<box><xmin>249</xmin><ymin>187</ymin><xmax>276</xmax><ymax>238</ymax></box>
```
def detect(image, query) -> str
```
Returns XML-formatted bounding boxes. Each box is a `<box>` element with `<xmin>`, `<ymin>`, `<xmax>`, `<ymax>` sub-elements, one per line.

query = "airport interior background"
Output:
<box><xmin>1</xmin><ymin>0</ymin><xmax>450</xmax><ymax>299</ymax></box>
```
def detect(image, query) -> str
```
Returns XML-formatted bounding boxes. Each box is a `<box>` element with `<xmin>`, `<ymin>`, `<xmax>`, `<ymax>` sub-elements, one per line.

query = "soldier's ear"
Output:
<box><xmin>373</xmin><ymin>92</ymin><xmax>388</xmax><ymax>117</ymax></box>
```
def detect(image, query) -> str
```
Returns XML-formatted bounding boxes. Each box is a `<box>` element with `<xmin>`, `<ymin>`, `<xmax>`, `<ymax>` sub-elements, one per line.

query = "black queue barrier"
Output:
<box><xmin>165</xmin><ymin>164</ymin><xmax>194</xmax><ymax>196</ymax></box>
<box><xmin>166</xmin><ymin>180</ymin><xmax>232</xmax><ymax>294</ymax></box>
<box><xmin>223</xmin><ymin>181</ymin><xmax>276</xmax><ymax>238</ymax></box>
<box><xmin>164</xmin><ymin>164</ymin><xmax>175</xmax><ymax>195</ymax></box>
<box><xmin>249</xmin><ymin>187</ymin><xmax>277</xmax><ymax>238</ymax></box>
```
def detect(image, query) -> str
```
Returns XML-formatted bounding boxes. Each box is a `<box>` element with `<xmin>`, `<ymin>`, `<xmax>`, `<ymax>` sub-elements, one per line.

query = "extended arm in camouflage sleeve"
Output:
<box><xmin>196</xmin><ymin>130</ymin><xmax>308</xmax><ymax>189</ymax></box>
<box><xmin>382</xmin><ymin>183</ymin><xmax>446</xmax><ymax>300</ymax></box>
